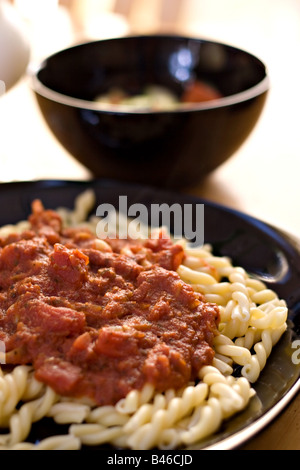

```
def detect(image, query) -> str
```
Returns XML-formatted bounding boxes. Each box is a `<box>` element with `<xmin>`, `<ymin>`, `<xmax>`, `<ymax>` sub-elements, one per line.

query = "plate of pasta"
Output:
<box><xmin>0</xmin><ymin>179</ymin><xmax>299</xmax><ymax>451</ymax></box>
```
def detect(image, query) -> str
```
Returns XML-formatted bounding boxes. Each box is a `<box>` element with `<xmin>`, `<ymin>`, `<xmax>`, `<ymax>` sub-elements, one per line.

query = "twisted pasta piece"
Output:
<box><xmin>0</xmin><ymin>220</ymin><xmax>30</xmax><ymax>237</ymax></box>
<box><xmin>115</xmin><ymin>383</ymin><xmax>155</xmax><ymax>414</ymax></box>
<box><xmin>249</xmin><ymin>305</ymin><xmax>287</xmax><ymax>330</ymax></box>
<box><xmin>47</xmin><ymin>402</ymin><xmax>91</xmax><ymax>425</ymax></box>
<box><xmin>177</xmin><ymin>265</ymin><xmax>217</xmax><ymax>287</ymax></box>
<box><xmin>241</xmin><ymin>324</ymin><xmax>287</xmax><ymax>382</ymax></box>
<box><xmin>234</xmin><ymin>326</ymin><xmax>263</xmax><ymax>350</ymax></box>
<box><xmin>87</xmin><ymin>405</ymin><xmax>130</xmax><ymax>427</ymax></box>
<box><xmin>0</xmin><ymin>385</ymin><xmax>58</xmax><ymax>447</ymax></box>
<box><xmin>180</xmin><ymin>397</ymin><xmax>223</xmax><ymax>445</ymax></box>
<box><xmin>57</xmin><ymin>189</ymin><xmax>96</xmax><ymax>227</ymax></box>
<box><xmin>213</xmin><ymin>334</ymin><xmax>252</xmax><ymax>366</ymax></box>
<box><xmin>0</xmin><ymin>366</ymin><xmax>32</xmax><ymax>427</ymax></box>
<box><xmin>180</xmin><ymin>366</ymin><xmax>253</xmax><ymax>444</ymax></box>
<box><xmin>69</xmin><ymin>423</ymin><xmax>124</xmax><ymax>447</ymax></box>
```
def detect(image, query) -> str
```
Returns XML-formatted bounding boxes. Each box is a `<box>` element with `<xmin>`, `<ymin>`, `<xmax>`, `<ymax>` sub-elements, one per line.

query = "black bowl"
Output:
<box><xmin>31</xmin><ymin>34</ymin><xmax>269</xmax><ymax>189</ymax></box>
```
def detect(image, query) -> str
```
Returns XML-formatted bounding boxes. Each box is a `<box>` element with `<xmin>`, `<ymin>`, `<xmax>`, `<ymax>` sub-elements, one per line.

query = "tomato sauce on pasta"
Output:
<box><xmin>0</xmin><ymin>200</ymin><xmax>219</xmax><ymax>406</ymax></box>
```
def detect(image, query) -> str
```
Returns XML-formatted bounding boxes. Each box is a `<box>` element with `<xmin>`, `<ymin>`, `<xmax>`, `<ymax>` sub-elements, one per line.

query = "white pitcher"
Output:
<box><xmin>0</xmin><ymin>0</ymin><xmax>30</xmax><ymax>91</ymax></box>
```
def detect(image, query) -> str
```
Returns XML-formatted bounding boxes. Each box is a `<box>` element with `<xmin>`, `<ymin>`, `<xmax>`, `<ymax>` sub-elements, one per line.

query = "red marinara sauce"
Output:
<box><xmin>0</xmin><ymin>200</ymin><xmax>220</xmax><ymax>406</ymax></box>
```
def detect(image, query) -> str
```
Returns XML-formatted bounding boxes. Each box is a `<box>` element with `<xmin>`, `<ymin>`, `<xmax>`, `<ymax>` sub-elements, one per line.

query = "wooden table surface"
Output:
<box><xmin>1</xmin><ymin>0</ymin><xmax>300</xmax><ymax>450</ymax></box>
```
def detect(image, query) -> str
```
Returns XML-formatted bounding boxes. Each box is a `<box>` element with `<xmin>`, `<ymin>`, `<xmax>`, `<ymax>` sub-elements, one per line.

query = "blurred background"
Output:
<box><xmin>1</xmin><ymin>0</ymin><xmax>300</xmax><ymax>236</ymax></box>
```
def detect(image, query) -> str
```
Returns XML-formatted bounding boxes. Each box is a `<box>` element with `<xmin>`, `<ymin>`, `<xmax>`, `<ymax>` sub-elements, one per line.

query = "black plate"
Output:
<box><xmin>0</xmin><ymin>179</ymin><xmax>299</xmax><ymax>450</ymax></box>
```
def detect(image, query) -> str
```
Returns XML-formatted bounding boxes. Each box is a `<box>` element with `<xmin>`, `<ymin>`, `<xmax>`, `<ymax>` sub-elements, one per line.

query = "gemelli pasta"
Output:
<box><xmin>0</xmin><ymin>191</ymin><xmax>288</xmax><ymax>450</ymax></box>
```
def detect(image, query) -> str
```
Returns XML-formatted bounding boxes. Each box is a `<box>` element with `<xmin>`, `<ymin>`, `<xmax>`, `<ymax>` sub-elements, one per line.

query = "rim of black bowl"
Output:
<box><xmin>29</xmin><ymin>34</ymin><xmax>270</xmax><ymax>115</ymax></box>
